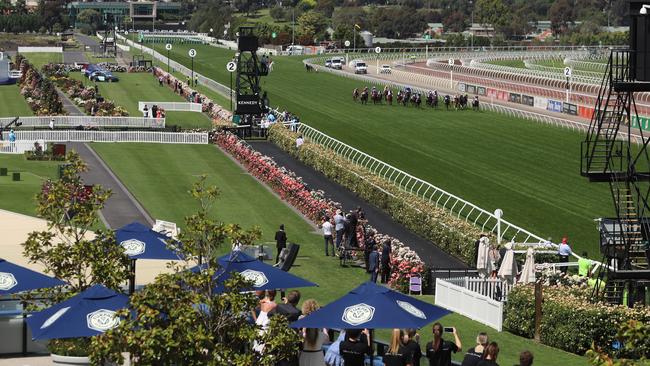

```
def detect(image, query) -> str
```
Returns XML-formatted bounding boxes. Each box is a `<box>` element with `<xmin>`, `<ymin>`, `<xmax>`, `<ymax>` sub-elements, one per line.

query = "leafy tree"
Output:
<box><xmin>297</xmin><ymin>10</ymin><xmax>328</xmax><ymax>43</ymax></box>
<box><xmin>22</xmin><ymin>153</ymin><xmax>131</xmax><ymax>300</ymax></box>
<box><xmin>234</xmin><ymin>0</ymin><xmax>255</xmax><ymax>16</ymax></box>
<box><xmin>37</xmin><ymin>0</ymin><xmax>66</xmax><ymax>32</ymax></box>
<box><xmin>331</xmin><ymin>6</ymin><xmax>366</xmax><ymax>29</ymax></box>
<box><xmin>76</xmin><ymin>9</ymin><xmax>101</xmax><ymax>32</ymax></box>
<box><xmin>189</xmin><ymin>0</ymin><xmax>233</xmax><ymax>35</ymax></box>
<box><xmin>474</xmin><ymin>0</ymin><xmax>511</xmax><ymax>34</ymax></box>
<box><xmin>315</xmin><ymin>0</ymin><xmax>335</xmax><ymax>17</ymax></box>
<box><xmin>297</xmin><ymin>0</ymin><xmax>316</xmax><ymax>12</ymax></box>
<box><xmin>442</xmin><ymin>10</ymin><xmax>466</xmax><ymax>33</ymax></box>
<box><xmin>269</xmin><ymin>5</ymin><xmax>286</xmax><ymax>21</ymax></box>
<box><xmin>332</xmin><ymin>24</ymin><xmax>363</xmax><ymax>45</ymax></box>
<box><xmin>369</xmin><ymin>7</ymin><xmax>426</xmax><ymax>38</ymax></box>
<box><xmin>587</xmin><ymin>319</ymin><xmax>649</xmax><ymax>365</ymax></box>
<box><xmin>549</xmin><ymin>0</ymin><xmax>576</xmax><ymax>35</ymax></box>
<box><xmin>90</xmin><ymin>177</ymin><xmax>301</xmax><ymax>365</ymax></box>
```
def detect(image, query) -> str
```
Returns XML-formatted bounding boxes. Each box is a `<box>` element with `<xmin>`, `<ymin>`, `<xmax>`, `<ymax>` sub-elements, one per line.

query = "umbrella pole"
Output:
<box><xmin>21</xmin><ymin>301</ymin><xmax>27</xmax><ymax>356</ymax></box>
<box><xmin>129</xmin><ymin>259</ymin><xmax>136</xmax><ymax>294</ymax></box>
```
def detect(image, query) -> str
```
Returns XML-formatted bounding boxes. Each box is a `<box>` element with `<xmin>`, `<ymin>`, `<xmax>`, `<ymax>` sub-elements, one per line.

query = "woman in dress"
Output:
<box><xmin>299</xmin><ymin>299</ymin><xmax>328</xmax><ymax>366</ymax></box>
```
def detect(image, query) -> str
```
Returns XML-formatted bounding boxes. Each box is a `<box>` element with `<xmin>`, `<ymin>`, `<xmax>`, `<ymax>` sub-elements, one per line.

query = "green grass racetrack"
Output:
<box><xmin>142</xmin><ymin>42</ymin><xmax>612</xmax><ymax>258</ymax></box>
<box><xmin>92</xmin><ymin>142</ymin><xmax>586</xmax><ymax>366</ymax></box>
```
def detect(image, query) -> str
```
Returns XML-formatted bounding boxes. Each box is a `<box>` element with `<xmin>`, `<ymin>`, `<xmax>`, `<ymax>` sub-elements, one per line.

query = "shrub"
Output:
<box><xmin>504</xmin><ymin>284</ymin><xmax>650</xmax><ymax>356</ymax></box>
<box><xmin>268</xmin><ymin>124</ymin><xmax>486</xmax><ymax>264</ymax></box>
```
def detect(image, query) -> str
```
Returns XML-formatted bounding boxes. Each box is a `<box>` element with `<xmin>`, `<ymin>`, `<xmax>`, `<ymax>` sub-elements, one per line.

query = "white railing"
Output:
<box><xmin>564</xmin><ymin>58</ymin><xmax>608</xmax><ymax>72</ymax></box>
<box><xmin>523</xmin><ymin>59</ymin><xmax>604</xmax><ymax>79</ymax></box>
<box><xmin>435</xmin><ymin>278</ymin><xmax>503</xmax><ymax>331</ymax></box>
<box><xmin>0</xmin><ymin>140</ymin><xmax>46</xmax><ymax>154</ymax></box>
<box><xmin>297</xmin><ymin>122</ymin><xmax>554</xmax><ymax>247</ymax></box>
<box><xmin>17</xmin><ymin>46</ymin><xmax>62</xmax><ymax>53</ymax></box>
<box><xmin>138</xmin><ymin>101</ymin><xmax>202</xmax><ymax>112</ymax></box>
<box><xmin>0</xmin><ymin>116</ymin><xmax>165</xmax><ymax>129</ymax></box>
<box><xmin>3</xmin><ymin>131</ymin><xmax>208</xmax><ymax>144</ymax></box>
<box><xmin>444</xmin><ymin>276</ymin><xmax>515</xmax><ymax>302</ymax></box>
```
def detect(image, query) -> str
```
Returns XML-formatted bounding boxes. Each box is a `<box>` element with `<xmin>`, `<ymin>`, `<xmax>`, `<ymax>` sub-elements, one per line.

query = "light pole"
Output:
<box><xmin>165</xmin><ymin>43</ymin><xmax>172</xmax><ymax>73</ymax></box>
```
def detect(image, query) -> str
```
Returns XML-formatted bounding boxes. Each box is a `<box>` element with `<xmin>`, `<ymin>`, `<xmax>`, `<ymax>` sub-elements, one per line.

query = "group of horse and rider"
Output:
<box><xmin>352</xmin><ymin>86</ymin><xmax>480</xmax><ymax>110</ymax></box>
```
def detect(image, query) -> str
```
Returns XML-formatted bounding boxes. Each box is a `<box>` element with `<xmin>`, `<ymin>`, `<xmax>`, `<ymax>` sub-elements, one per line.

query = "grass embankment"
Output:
<box><xmin>92</xmin><ymin>142</ymin><xmax>587</xmax><ymax>366</ymax></box>
<box><xmin>0</xmin><ymin>155</ymin><xmax>60</xmax><ymax>216</ymax></box>
<box><xmin>20</xmin><ymin>52</ymin><xmax>62</xmax><ymax>68</ymax></box>
<box><xmin>68</xmin><ymin>71</ymin><xmax>213</xmax><ymax>129</ymax></box>
<box><xmin>0</xmin><ymin>84</ymin><xmax>33</xmax><ymax>117</ymax></box>
<box><xmin>141</xmin><ymin>43</ymin><xmax>612</xmax><ymax>258</ymax></box>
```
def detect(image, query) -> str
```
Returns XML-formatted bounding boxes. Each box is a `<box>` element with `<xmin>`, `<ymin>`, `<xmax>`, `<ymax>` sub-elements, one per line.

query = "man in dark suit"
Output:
<box><xmin>368</xmin><ymin>245</ymin><xmax>380</xmax><ymax>283</ymax></box>
<box><xmin>381</xmin><ymin>239</ymin><xmax>392</xmax><ymax>284</ymax></box>
<box><xmin>272</xmin><ymin>290</ymin><xmax>302</xmax><ymax>322</ymax></box>
<box><xmin>275</xmin><ymin>224</ymin><xmax>287</xmax><ymax>264</ymax></box>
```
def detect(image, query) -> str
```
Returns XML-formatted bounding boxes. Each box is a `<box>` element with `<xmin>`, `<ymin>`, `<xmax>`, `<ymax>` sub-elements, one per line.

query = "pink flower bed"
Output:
<box><xmin>216</xmin><ymin>132</ymin><xmax>426</xmax><ymax>292</ymax></box>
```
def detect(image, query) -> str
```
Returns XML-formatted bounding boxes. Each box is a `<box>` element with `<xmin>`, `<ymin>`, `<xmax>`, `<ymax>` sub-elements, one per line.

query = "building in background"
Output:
<box><xmin>68</xmin><ymin>1</ymin><xmax>181</xmax><ymax>29</ymax></box>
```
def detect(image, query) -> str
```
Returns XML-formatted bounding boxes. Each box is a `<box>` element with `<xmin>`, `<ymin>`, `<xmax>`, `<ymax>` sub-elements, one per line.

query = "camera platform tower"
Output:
<box><xmin>580</xmin><ymin>0</ymin><xmax>650</xmax><ymax>306</ymax></box>
<box><xmin>101</xmin><ymin>13</ymin><xmax>117</xmax><ymax>58</ymax></box>
<box><xmin>234</xmin><ymin>26</ymin><xmax>268</xmax><ymax>122</ymax></box>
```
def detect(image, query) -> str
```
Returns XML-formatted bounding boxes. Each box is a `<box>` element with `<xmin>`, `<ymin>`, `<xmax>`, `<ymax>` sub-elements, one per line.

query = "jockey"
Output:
<box><xmin>387</xmin><ymin>89</ymin><xmax>392</xmax><ymax>96</ymax></box>
<box><xmin>405</xmin><ymin>87</ymin><xmax>412</xmax><ymax>93</ymax></box>
<box><xmin>363</xmin><ymin>86</ymin><xmax>369</xmax><ymax>92</ymax></box>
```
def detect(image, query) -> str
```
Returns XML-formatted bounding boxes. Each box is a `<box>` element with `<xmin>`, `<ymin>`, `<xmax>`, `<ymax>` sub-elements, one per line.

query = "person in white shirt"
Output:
<box><xmin>322</xmin><ymin>216</ymin><xmax>334</xmax><ymax>256</ymax></box>
<box><xmin>49</xmin><ymin>118</ymin><xmax>54</xmax><ymax>130</ymax></box>
<box><xmin>333</xmin><ymin>209</ymin><xmax>345</xmax><ymax>248</ymax></box>
<box><xmin>143</xmin><ymin>104</ymin><xmax>149</xmax><ymax>118</ymax></box>
<box><xmin>296</xmin><ymin>135</ymin><xmax>304</xmax><ymax>148</ymax></box>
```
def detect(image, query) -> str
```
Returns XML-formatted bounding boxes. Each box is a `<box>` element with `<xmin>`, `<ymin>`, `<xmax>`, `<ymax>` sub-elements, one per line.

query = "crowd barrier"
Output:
<box><xmin>137</xmin><ymin>101</ymin><xmax>202</xmax><ymax>113</ymax></box>
<box><xmin>0</xmin><ymin>140</ymin><xmax>46</xmax><ymax>154</ymax></box>
<box><xmin>3</xmin><ymin>131</ymin><xmax>208</xmax><ymax>144</ymax></box>
<box><xmin>435</xmin><ymin>278</ymin><xmax>504</xmax><ymax>331</ymax></box>
<box><xmin>0</xmin><ymin>116</ymin><xmax>165</xmax><ymax>129</ymax></box>
<box><xmin>17</xmin><ymin>47</ymin><xmax>62</xmax><ymax>53</ymax></box>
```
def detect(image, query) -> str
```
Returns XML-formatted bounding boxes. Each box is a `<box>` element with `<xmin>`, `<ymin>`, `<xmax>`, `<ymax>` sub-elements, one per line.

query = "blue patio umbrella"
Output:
<box><xmin>192</xmin><ymin>251</ymin><xmax>317</xmax><ymax>292</ymax></box>
<box><xmin>115</xmin><ymin>222</ymin><xmax>182</xmax><ymax>260</ymax></box>
<box><xmin>115</xmin><ymin>222</ymin><xmax>183</xmax><ymax>293</ymax></box>
<box><xmin>290</xmin><ymin>281</ymin><xmax>450</xmax><ymax>329</ymax></box>
<box><xmin>26</xmin><ymin>284</ymin><xmax>129</xmax><ymax>340</ymax></box>
<box><xmin>0</xmin><ymin>258</ymin><xmax>66</xmax><ymax>295</ymax></box>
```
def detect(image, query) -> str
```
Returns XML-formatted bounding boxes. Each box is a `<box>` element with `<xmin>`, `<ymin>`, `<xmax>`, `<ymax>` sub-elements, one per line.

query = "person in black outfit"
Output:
<box><xmin>460</xmin><ymin>332</ymin><xmax>488</xmax><ymax>366</ymax></box>
<box><xmin>271</xmin><ymin>290</ymin><xmax>302</xmax><ymax>322</ymax></box>
<box><xmin>425</xmin><ymin>323</ymin><xmax>461</xmax><ymax>366</ymax></box>
<box><xmin>515</xmin><ymin>351</ymin><xmax>533</xmax><ymax>366</ymax></box>
<box><xmin>340</xmin><ymin>328</ymin><xmax>371</xmax><ymax>366</ymax></box>
<box><xmin>403</xmin><ymin>328</ymin><xmax>422</xmax><ymax>366</ymax></box>
<box><xmin>275</xmin><ymin>224</ymin><xmax>287</xmax><ymax>263</ymax></box>
<box><xmin>381</xmin><ymin>239</ymin><xmax>392</xmax><ymax>284</ymax></box>
<box><xmin>364</xmin><ymin>230</ymin><xmax>377</xmax><ymax>272</ymax></box>
<box><xmin>383</xmin><ymin>329</ymin><xmax>412</xmax><ymax>366</ymax></box>
<box><xmin>476</xmin><ymin>342</ymin><xmax>499</xmax><ymax>366</ymax></box>
<box><xmin>347</xmin><ymin>212</ymin><xmax>358</xmax><ymax>247</ymax></box>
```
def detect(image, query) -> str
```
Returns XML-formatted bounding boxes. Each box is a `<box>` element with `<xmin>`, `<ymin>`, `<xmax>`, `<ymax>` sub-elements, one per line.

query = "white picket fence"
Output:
<box><xmin>444</xmin><ymin>277</ymin><xmax>515</xmax><ymax>302</ymax></box>
<box><xmin>0</xmin><ymin>116</ymin><xmax>165</xmax><ymax>129</ymax></box>
<box><xmin>2</xmin><ymin>131</ymin><xmax>208</xmax><ymax>144</ymax></box>
<box><xmin>0</xmin><ymin>140</ymin><xmax>46</xmax><ymax>154</ymax></box>
<box><xmin>17</xmin><ymin>47</ymin><xmax>62</xmax><ymax>53</ymax></box>
<box><xmin>435</xmin><ymin>278</ymin><xmax>504</xmax><ymax>331</ymax></box>
<box><xmin>138</xmin><ymin>102</ymin><xmax>203</xmax><ymax>113</ymax></box>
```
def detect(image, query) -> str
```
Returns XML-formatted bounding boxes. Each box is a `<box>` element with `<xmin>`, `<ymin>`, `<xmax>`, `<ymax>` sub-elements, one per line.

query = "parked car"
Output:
<box><xmin>90</xmin><ymin>70</ymin><xmax>119</xmax><ymax>82</ymax></box>
<box><xmin>325</xmin><ymin>59</ymin><xmax>332</xmax><ymax>68</ymax></box>
<box><xmin>331</xmin><ymin>58</ymin><xmax>343</xmax><ymax>70</ymax></box>
<box><xmin>354</xmin><ymin>61</ymin><xmax>367</xmax><ymax>74</ymax></box>
<box><xmin>380</xmin><ymin>64</ymin><xmax>392</xmax><ymax>74</ymax></box>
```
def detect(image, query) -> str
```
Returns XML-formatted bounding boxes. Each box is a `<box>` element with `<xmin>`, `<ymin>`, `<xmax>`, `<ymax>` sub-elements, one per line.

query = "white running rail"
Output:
<box><xmin>3</xmin><ymin>131</ymin><xmax>208</xmax><ymax>144</ymax></box>
<box><xmin>138</xmin><ymin>102</ymin><xmax>203</xmax><ymax>112</ymax></box>
<box><xmin>0</xmin><ymin>140</ymin><xmax>47</xmax><ymax>154</ymax></box>
<box><xmin>297</xmin><ymin>122</ymin><xmax>553</xmax><ymax>247</ymax></box>
<box><xmin>444</xmin><ymin>276</ymin><xmax>515</xmax><ymax>302</ymax></box>
<box><xmin>0</xmin><ymin>116</ymin><xmax>165</xmax><ymax>129</ymax></box>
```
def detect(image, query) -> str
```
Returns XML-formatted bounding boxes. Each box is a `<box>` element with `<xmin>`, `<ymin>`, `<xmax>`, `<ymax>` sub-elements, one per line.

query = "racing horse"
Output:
<box><xmin>360</xmin><ymin>89</ymin><xmax>369</xmax><ymax>104</ymax></box>
<box><xmin>371</xmin><ymin>88</ymin><xmax>382</xmax><ymax>104</ymax></box>
<box><xmin>411</xmin><ymin>93</ymin><xmax>422</xmax><ymax>108</ymax></box>
<box><xmin>402</xmin><ymin>89</ymin><xmax>412</xmax><ymax>107</ymax></box>
<box><xmin>353</xmin><ymin>88</ymin><xmax>359</xmax><ymax>102</ymax></box>
<box><xmin>396</xmin><ymin>90</ymin><xmax>404</xmax><ymax>105</ymax></box>
<box><xmin>472</xmin><ymin>96</ymin><xmax>480</xmax><ymax>110</ymax></box>
<box><xmin>444</xmin><ymin>95</ymin><xmax>451</xmax><ymax>110</ymax></box>
<box><xmin>385</xmin><ymin>89</ymin><xmax>393</xmax><ymax>105</ymax></box>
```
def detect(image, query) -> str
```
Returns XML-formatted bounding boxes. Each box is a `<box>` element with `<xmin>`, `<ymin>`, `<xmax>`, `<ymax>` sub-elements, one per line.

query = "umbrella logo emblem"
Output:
<box><xmin>41</xmin><ymin>306</ymin><xmax>71</xmax><ymax>329</ymax></box>
<box><xmin>0</xmin><ymin>272</ymin><xmax>17</xmax><ymax>291</ymax></box>
<box><xmin>342</xmin><ymin>303</ymin><xmax>375</xmax><ymax>325</ymax></box>
<box><xmin>240</xmin><ymin>269</ymin><xmax>269</xmax><ymax>287</ymax></box>
<box><xmin>396</xmin><ymin>300</ymin><xmax>426</xmax><ymax>319</ymax></box>
<box><xmin>87</xmin><ymin>309</ymin><xmax>120</xmax><ymax>332</ymax></box>
<box><xmin>120</xmin><ymin>239</ymin><xmax>146</xmax><ymax>256</ymax></box>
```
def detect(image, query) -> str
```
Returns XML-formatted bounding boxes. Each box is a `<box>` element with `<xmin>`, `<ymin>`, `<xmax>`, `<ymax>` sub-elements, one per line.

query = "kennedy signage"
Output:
<box><xmin>236</xmin><ymin>95</ymin><xmax>262</xmax><ymax>115</ymax></box>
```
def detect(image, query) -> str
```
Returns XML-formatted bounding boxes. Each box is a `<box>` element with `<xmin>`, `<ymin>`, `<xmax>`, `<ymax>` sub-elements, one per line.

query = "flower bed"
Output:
<box><xmin>215</xmin><ymin>131</ymin><xmax>425</xmax><ymax>292</ymax></box>
<box><xmin>268</xmin><ymin>124</ymin><xmax>486</xmax><ymax>265</ymax></box>
<box><xmin>152</xmin><ymin>67</ymin><xmax>233</xmax><ymax>125</ymax></box>
<box><xmin>41</xmin><ymin>64</ymin><xmax>128</xmax><ymax>117</ymax></box>
<box><xmin>504</xmin><ymin>284</ymin><xmax>650</xmax><ymax>356</ymax></box>
<box><xmin>16</xmin><ymin>56</ymin><xmax>65</xmax><ymax>116</ymax></box>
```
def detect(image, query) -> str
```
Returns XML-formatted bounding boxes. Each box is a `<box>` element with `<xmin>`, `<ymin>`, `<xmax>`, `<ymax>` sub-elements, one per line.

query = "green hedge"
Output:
<box><xmin>268</xmin><ymin>124</ymin><xmax>486</xmax><ymax>264</ymax></box>
<box><xmin>504</xmin><ymin>285</ymin><xmax>650</xmax><ymax>356</ymax></box>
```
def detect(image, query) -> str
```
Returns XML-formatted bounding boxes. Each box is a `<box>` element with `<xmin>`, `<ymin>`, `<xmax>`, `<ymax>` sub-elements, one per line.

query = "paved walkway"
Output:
<box><xmin>249</xmin><ymin>141</ymin><xmax>467</xmax><ymax>269</ymax></box>
<box><xmin>65</xmin><ymin>142</ymin><xmax>153</xmax><ymax>229</ymax></box>
<box><xmin>56</xmin><ymin>90</ymin><xmax>85</xmax><ymax>116</ymax></box>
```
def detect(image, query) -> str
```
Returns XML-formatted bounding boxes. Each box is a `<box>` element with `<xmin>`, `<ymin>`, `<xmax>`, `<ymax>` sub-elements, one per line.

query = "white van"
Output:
<box><xmin>331</xmin><ymin>58</ymin><xmax>343</xmax><ymax>70</ymax></box>
<box><xmin>354</xmin><ymin>61</ymin><xmax>367</xmax><ymax>74</ymax></box>
<box><xmin>286</xmin><ymin>45</ymin><xmax>304</xmax><ymax>55</ymax></box>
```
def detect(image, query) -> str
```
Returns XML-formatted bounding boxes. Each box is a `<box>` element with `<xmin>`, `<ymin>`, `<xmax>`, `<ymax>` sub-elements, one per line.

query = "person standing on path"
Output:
<box><xmin>334</xmin><ymin>209</ymin><xmax>345</xmax><ymax>249</ymax></box>
<box><xmin>558</xmin><ymin>237</ymin><xmax>572</xmax><ymax>274</ymax></box>
<box><xmin>381</xmin><ymin>239</ymin><xmax>392</xmax><ymax>284</ymax></box>
<box><xmin>368</xmin><ymin>245</ymin><xmax>380</xmax><ymax>283</ymax></box>
<box><xmin>275</xmin><ymin>224</ymin><xmax>287</xmax><ymax>264</ymax></box>
<box><xmin>321</xmin><ymin>216</ymin><xmax>334</xmax><ymax>256</ymax></box>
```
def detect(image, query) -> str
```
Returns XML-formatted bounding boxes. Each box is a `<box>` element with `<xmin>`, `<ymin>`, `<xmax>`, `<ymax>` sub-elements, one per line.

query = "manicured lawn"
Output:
<box><xmin>91</xmin><ymin>142</ymin><xmax>587</xmax><ymax>366</ymax></box>
<box><xmin>0</xmin><ymin>155</ymin><xmax>60</xmax><ymax>216</ymax></box>
<box><xmin>0</xmin><ymin>84</ymin><xmax>32</xmax><ymax>117</ymax></box>
<box><xmin>21</xmin><ymin>52</ymin><xmax>62</xmax><ymax>68</ymax></box>
<box><xmin>141</xmin><ymin>43</ymin><xmax>613</xmax><ymax>258</ymax></box>
<box><xmin>69</xmin><ymin>71</ymin><xmax>213</xmax><ymax>129</ymax></box>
